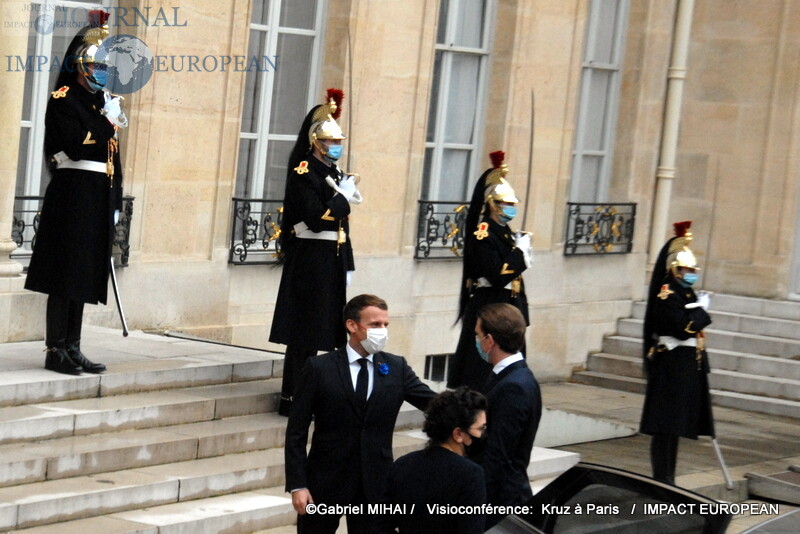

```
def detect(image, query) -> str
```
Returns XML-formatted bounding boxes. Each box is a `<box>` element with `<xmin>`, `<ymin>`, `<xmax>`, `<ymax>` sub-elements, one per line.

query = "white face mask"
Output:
<box><xmin>360</xmin><ymin>327</ymin><xmax>388</xmax><ymax>354</ymax></box>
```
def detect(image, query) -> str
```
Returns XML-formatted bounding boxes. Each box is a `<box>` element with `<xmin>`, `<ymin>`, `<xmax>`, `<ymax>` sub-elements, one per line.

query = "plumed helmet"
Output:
<box><xmin>666</xmin><ymin>221</ymin><xmax>700</xmax><ymax>275</ymax></box>
<box><xmin>308</xmin><ymin>88</ymin><xmax>346</xmax><ymax>147</ymax></box>
<box><xmin>75</xmin><ymin>10</ymin><xmax>110</xmax><ymax>68</ymax></box>
<box><xmin>483</xmin><ymin>151</ymin><xmax>519</xmax><ymax>205</ymax></box>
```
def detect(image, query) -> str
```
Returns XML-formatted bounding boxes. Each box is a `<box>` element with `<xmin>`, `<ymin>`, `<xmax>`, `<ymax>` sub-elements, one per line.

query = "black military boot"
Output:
<box><xmin>67</xmin><ymin>344</ymin><xmax>106</xmax><ymax>374</ymax></box>
<box><xmin>44</xmin><ymin>347</ymin><xmax>83</xmax><ymax>375</ymax></box>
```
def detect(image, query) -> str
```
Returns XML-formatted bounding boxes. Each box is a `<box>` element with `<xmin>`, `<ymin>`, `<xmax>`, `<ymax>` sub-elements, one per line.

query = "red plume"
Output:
<box><xmin>326</xmin><ymin>88</ymin><xmax>345</xmax><ymax>120</ymax></box>
<box><xmin>88</xmin><ymin>9</ymin><xmax>110</xmax><ymax>28</ymax></box>
<box><xmin>489</xmin><ymin>150</ymin><xmax>505</xmax><ymax>169</ymax></box>
<box><xmin>673</xmin><ymin>221</ymin><xmax>692</xmax><ymax>237</ymax></box>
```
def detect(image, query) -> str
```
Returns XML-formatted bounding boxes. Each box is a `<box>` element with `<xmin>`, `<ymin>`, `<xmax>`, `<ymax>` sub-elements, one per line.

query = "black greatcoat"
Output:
<box><xmin>269</xmin><ymin>156</ymin><xmax>354</xmax><ymax>351</ymax></box>
<box><xmin>25</xmin><ymin>82</ymin><xmax>123</xmax><ymax>305</ymax></box>
<box><xmin>639</xmin><ymin>277</ymin><xmax>715</xmax><ymax>439</ymax></box>
<box><xmin>448</xmin><ymin>217</ymin><xmax>529</xmax><ymax>390</ymax></box>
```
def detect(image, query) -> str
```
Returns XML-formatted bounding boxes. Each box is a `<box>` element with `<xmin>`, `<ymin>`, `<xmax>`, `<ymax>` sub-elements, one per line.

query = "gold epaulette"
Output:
<box><xmin>294</xmin><ymin>161</ymin><xmax>309</xmax><ymax>174</ymax></box>
<box><xmin>474</xmin><ymin>222</ymin><xmax>489</xmax><ymax>240</ymax></box>
<box><xmin>51</xmin><ymin>86</ymin><xmax>69</xmax><ymax>99</ymax></box>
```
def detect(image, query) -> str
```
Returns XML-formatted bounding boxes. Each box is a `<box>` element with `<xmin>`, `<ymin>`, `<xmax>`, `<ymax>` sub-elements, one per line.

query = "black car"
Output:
<box><xmin>488</xmin><ymin>462</ymin><xmax>733</xmax><ymax>534</ymax></box>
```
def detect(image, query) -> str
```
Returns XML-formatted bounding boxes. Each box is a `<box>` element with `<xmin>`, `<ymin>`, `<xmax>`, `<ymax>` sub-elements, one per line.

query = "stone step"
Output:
<box><xmin>0</xmin><ymin>331</ymin><xmax>281</xmax><ymax>408</ymax></box>
<box><xmin>602</xmin><ymin>334</ymin><xmax>800</xmax><ymax>381</ymax></box>
<box><xmin>571</xmin><ymin>371</ymin><xmax>646</xmax><ymax>394</ymax></box>
<box><xmin>0</xmin><ymin>412</ymin><xmax>287</xmax><ymax>488</ymax></box>
<box><xmin>573</xmin><ymin>371</ymin><xmax>800</xmax><ymax>419</ymax></box>
<box><xmin>0</xmin><ymin>379</ymin><xmax>281</xmax><ymax>446</ymax></box>
<box><xmin>632</xmin><ymin>295</ymin><xmax>800</xmax><ymax>323</ymax></box>
<box><xmin>0</xmin><ymin>433</ymin><xmax>428</xmax><ymax>530</ymax></box>
<box><xmin>10</xmin><ymin>491</ymin><xmax>296</xmax><ymax>534</ymax></box>
<box><xmin>633</xmin><ymin>302</ymin><xmax>800</xmax><ymax>342</ymax></box>
<box><xmin>616</xmin><ymin>317</ymin><xmax>800</xmax><ymax>358</ymax></box>
<box><xmin>587</xmin><ymin>352</ymin><xmax>800</xmax><ymax>399</ymax></box>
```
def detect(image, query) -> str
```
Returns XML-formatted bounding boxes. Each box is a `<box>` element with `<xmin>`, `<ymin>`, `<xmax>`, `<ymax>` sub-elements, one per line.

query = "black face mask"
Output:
<box><xmin>463</xmin><ymin>430</ymin><xmax>487</xmax><ymax>458</ymax></box>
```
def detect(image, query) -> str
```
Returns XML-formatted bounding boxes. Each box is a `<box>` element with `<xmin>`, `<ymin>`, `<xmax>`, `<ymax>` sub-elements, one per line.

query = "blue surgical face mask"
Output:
<box><xmin>681</xmin><ymin>272</ymin><xmax>698</xmax><ymax>286</ymax></box>
<box><xmin>85</xmin><ymin>64</ymin><xmax>108</xmax><ymax>91</ymax></box>
<box><xmin>499</xmin><ymin>205</ymin><xmax>517</xmax><ymax>223</ymax></box>
<box><xmin>326</xmin><ymin>144</ymin><xmax>343</xmax><ymax>161</ymax></box>
<box><xmin>475</xmin><ymin>336</ymin><xmax>490</xmax><ymax>363</ymax></box>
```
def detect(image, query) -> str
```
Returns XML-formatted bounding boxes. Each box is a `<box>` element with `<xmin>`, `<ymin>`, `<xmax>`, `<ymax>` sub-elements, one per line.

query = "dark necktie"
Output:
<box><xmin>355</xmin><ymin>358</ymin><xmax>369</xmax><ymax>406</ymax></box>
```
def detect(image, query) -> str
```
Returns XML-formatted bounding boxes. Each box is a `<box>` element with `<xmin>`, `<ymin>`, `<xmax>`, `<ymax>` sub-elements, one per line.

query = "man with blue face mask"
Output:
<box><xmin>640</xmin><ymin>221</ymin><xmax>716</xmax><ymax>484</ymax></box>
<box><xmin>285</xmin><ymin>294</ymin><xmax>434</xmax><ymax>534</ymax></box>
<box><xmin>449</xmin><ymin>151</ymin><xmax>533</xmax><ymax>392</ymax></box>
<box><xmin>270</xmin><ymin>89</ymin><xmax>364</xmax><ymax>416</ymax></box>
<box><xmin>25</xmin><ymin>10</ymin><xmax>126</xmax><ymax>376</ymax></box>
<box><xmin>473</xmin><ymin>303</ymin><xmax>541</xmax><ymax>530</ymax></box>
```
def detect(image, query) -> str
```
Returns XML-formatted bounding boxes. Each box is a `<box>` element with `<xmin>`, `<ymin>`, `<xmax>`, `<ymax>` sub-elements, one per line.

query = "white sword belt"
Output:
<box><xmin>51</xmin><ymin>151</ymin><xmax>107</xmax><ymax>174</ymax></box>
<box><xmin>657</xmin><ymin>336</ymin><xmax>697</xmax><ymax>351</ymax></box>
<box><xmin>293</xmin><ymin>221</ymin><xmax>339</xmax><ymax>241</ymax></box>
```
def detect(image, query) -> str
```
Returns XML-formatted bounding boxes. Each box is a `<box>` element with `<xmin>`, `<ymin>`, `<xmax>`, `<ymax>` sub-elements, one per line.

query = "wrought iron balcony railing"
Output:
<box><xmin>12</xmin><ymin>195</ymin><xmax>134</xmax><ymax>268</ymax></box>
<box><xmin>415</xmin><ymin>200</ymin><xmax>468</xmax><ymax>260</ymax></box>
<box><xmin>229</xmin><ymin>198</ymin><xmax>283</xmax><ymax>265</ymax></box>
<box><xmin>564</xmin><ymin>202</ymin><xmax>636</xmax><ymax>255</ymax></box>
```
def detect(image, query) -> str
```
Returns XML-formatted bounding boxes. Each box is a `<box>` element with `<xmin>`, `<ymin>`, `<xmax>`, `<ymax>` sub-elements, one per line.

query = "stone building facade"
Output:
<box><xmin>1</xmin><ymin>0</ymin><xmax>798</xmax><ymax>381</ymax></box>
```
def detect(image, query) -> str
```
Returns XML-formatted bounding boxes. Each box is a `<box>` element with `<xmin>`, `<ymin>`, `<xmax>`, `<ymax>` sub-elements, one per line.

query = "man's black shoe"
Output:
<box><xmin>67</xmin><ymin>345</ymin><xmax>106</xmax><ymax>374</ymax></box>
<box><xmin>44</xmin><ymin>348</ymin><xmax>83</xmax><ymax>376</ymax></box>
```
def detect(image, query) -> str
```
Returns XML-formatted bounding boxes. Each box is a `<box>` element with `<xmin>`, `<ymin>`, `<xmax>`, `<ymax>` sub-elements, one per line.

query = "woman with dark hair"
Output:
<box><xmin>374</xmin><ymin>387</ymin><xmax>488</xmax><ymax>534</ymax></box>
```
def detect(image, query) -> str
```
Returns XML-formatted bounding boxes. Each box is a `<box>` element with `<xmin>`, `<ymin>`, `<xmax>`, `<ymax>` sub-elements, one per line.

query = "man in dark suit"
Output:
<box><xmin>284</xmin><ymin>294</ymin><xmax>435</xmax><ymax>534</ymax></box>
<box><xmin>474</xmin><ymin>302</ymin><xmax>542</xmax><ymax>529</ymax></box>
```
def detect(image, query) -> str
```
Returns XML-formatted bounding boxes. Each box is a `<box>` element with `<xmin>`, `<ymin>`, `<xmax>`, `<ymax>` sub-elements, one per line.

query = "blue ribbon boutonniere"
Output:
<box><xmin>378</xmin><ymin>363</ymin><xmax>390</xmax><ymax>376</ymax></box>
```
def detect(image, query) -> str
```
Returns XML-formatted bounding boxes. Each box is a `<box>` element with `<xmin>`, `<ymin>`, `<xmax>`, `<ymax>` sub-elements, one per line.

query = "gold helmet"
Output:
<box><xmin>75</xmin><ymin>10</ymin><xmax>110</xmax><ymax>90</ymax></box>
<box><xmin>484</xmin><ymin>151</ymin><xmax>519</xmax><ymax>209</ymax></box>
<box><xmin>666</xmin><ymin>221</ymin><xmax>700</xmax><ymax>276</ymax></box>
<box><xmin>309</xmin><ymin>88</ymin><xmax>346</xmax><ymax>156</ymax></box>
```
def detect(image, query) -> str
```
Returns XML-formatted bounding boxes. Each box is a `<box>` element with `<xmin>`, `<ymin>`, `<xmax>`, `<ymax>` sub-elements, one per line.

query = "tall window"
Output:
<box><xmin>422</xmin><ymin>0</ymin><xmax>493</xmax><ymax>202</ymax></box>
<box><xmin>569</xmin><ymin>0</ymin><xmax>630</xmax><ymax>202</ymax></box>
<box><xmin>16</xmin><ymin>1</ymin><xmax>111</xmax><ymax>198</ymax></box>
<box><xmin>237</xmin><ymin>0</ymin><xmax>325</xmax><ymax>200</ymax></box>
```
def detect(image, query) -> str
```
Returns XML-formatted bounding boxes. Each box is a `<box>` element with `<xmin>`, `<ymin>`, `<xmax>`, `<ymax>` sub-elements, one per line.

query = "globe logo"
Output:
<box><xmin>34</xmin><ymin>14</ymin><xmax>55</xmax><ymax>35</ymax></box>
<box><xmin>96</xmin><ymin>35</ymin><xmax>154</xmax><ymax>94</ymax></box>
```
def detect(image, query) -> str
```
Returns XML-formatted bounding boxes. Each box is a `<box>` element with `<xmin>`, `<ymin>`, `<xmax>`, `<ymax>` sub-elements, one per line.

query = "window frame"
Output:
<box><xmin>569</xmin><ymin>0</ymin><xmax>630</xmax><ymax>203</ymax></box>
<box><xmin>237</xmin><ymin>0</ymin><xmax>327</xmax><ymax>200</ymax></box>
<box><xmin>422</xmin><ymin>0</ymin><xmax>495</xmax><ymax>202</ymax></box>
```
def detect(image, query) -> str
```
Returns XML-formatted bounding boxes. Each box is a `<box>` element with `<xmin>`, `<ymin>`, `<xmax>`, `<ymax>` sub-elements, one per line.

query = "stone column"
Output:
<box><xmin>0</xmin><ymin>10</ymin><xmax>27</xmax><ymax>278</ymax></box>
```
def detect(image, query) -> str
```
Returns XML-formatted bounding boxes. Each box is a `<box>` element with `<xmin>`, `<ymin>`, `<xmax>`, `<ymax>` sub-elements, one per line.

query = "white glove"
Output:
<box><xmin>514</xmin><ymin>232</ymin><xmax>533</xmax><ymax>268</ymax></box>
<box><xmin>685</xmin><ymin>291</ymin><xmax>711</xmax><ymax>310</ymax></box>
<box><xmin>325</xmin><ymin>175</ymin><xmax>363</xmax><ymax>204</ymax></box>
<box><xmin>346</xmin><ymin>271</ymin><xmax>354</xmax><ymax>287</ymax></box>
<box><xmin>114</xmin><ymin>210</ymin><xmax>120</xmax><ymax>224</ymax></box>
<box><xmin>102</xmin><ymin>94</ymin><xmax>128</xmax><ymax>128</ymax></box>
<box><xmin>696</xmin><ymin>291</ymin><xmax>711</xmax><ymax>310</ymax></box>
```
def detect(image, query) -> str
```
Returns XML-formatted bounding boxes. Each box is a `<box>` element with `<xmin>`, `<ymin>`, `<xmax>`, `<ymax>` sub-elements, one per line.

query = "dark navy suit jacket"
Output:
<box><xmin>481</xmin><ymin>359</ymin><xmax>542</xmax><ymax>515</ymax></box>
<box><xmin>284</xmin><ymin>347</ymin><xmax>435</xmax><ymax>506</ymax></box>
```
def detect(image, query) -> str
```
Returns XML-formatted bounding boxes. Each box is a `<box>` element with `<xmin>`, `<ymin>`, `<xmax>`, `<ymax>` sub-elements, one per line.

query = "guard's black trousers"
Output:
<box><xmin>46</xmin><ymin>294</ymin><xmax>84</xmax><ymax>349</ymax></box>
<box><xmin>650</xmin><ymin>433</ymin><xmax>679</xmax><ymax>484</ymax></box>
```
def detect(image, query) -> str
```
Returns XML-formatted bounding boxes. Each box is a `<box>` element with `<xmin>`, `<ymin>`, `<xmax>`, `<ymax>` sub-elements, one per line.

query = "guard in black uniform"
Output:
<box><xmin>25</xmin><ymin>11</ymin><xmax>127</xmax><ymax>375</ymax></box>
<box><xmin>640</xmin><ymin>221</ymin><xmax>715</xmax><ymax>484</ymax></box>
<box><xmin>448</xmin><ymin>151</ymin><xmax>532</xmax><ymax>391</ymax></box>
<box><xmin>269</xmin><ymin>89</ymin><xmax>362</xmax><ymax>416</ymax></box>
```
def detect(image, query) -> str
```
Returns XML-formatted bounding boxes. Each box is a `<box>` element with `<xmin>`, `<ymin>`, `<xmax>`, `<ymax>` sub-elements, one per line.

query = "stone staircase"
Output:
<box><xmin>0</xmin><ymin>326</ymin><xmax>576</xmax><ymax>533</ymax></box>
<box><xmin>574</xmin><ymin>294</ymin><xmax>800</xmax><ymax>419</ymax></box>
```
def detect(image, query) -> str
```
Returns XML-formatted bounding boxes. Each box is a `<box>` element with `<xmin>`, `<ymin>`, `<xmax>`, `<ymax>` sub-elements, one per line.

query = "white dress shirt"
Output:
<box><xmin>492</xmin><ymin>352</ymin><xmax>524</xmax><ymax>376</ymax></box>
<box><xmin>346</xmin><ymin>342</ymin><xmax>374</xmax><ymax>399</ymax></box>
